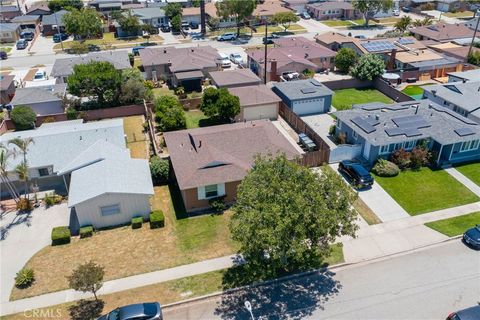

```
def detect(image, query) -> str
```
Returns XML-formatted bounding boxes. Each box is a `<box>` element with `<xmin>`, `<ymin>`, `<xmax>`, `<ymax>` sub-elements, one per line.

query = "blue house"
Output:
<box><xmin>272</xmin><ymin>79</ymin><xmax>333</xmax><ymax>116</ymax></box>
<box><xmin>334</xmin><ymin>100</ymin><xmax>480</xmax><ymax>166</ymax></box>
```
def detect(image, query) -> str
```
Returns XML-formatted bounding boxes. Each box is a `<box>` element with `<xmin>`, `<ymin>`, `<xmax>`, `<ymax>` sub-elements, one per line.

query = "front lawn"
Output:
<box><xmin>53</xmin><ymin>33</ymin><xmax>163</xmax><ymax>50</ymax></box>
<box><xmin>444</xmin><ymin>11</ymin><xmax>474</xmax><ymax>18</ymax></box>
<box><xmin>184</xmin><ymin>110</ymin><xmax>207</xmax><ymax>129</ymax></box>
<box><xmin>320</xmin><ymin>20</ymin><xmax>354</xmax><ymax>27</ymax></box>
<box><xmin>10</xmin><ymin>186</ymin><xmax>238</xmax><ymax>300</ymax></box>
<box><xmin>425</xmin><ymin>212</ymin><xmax>480</xmax><ymax>237</ymax></box>
<box><xmin>373</xmin><ymin>167</ymin><xmax>480</xmax><ymax>215</ymax></box>
<box><xmin>332</xmin><ymin>88</ymin><xmax>393</xmax><ymax>111</ymax></box>
<box><xmin>454</xmin><ymin>162</ymin><xmax>480</xmax><ymax>186</ymax></box>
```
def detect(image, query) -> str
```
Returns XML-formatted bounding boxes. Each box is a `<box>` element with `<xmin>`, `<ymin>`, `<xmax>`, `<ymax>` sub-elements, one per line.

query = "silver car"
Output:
<box><xmin>98</xmin><ymin>302</ymin><xmax>162</xmax><ymax>320</ymax></box>
<box><xmin>229</xmin><ymin>53</ymin><xmax>243</xmax><ymax>65</ymax></box>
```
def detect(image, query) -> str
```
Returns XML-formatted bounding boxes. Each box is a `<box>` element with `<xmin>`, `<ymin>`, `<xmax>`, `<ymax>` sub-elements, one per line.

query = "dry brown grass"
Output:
<box><xmin>353</xmin><ymin>198</ymin><xmax>382</xmax><ymax>225</ymax></box>
<box><xmin>123</xmin><ymin>116</ymin><xmax>149</xmax><ymax>159</ymax></box>
<box><xmin>10</xmin><ymin>186</ymin><xmax>237</xmax><ymax>300</ymax></box>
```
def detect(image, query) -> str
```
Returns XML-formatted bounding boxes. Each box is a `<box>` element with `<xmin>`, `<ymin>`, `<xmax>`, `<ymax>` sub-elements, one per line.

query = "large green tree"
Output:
<box><xmin>200</xmin><ymin>87</ymin><xmax>240</xmax><ymax>122</ymax></box>
<box><xmin>334</xmin><ymin>48</ymin><xmax>357</xmax><ymax>73</ymax></box>
<box><xmin>352</xmin><ymin>0</ymin><xmax>393</xmax><ymax>27</ymax></box>
<box><xmin>350</xmin><ymin>53</ymin><xmax>385</xmax><ymax>81</ymax></box>
<box><xmin>231</xmin><ymin>155</ymin><xmax>358</xmax><ymax>273</ymax></box>
<box><xmin>10</xmin><ymin>106</ymin><xmax>36</xmax><ymax>131</ymax></box>
<box><xmin>112</xmin><ymin>10</ymin><xmax>141</xmax><ymax>36</ymax></box>
<box><xmin>67</xmin><ymin>261</ymin><xmax>104</xmax><ymax>302</ymax></box>
<box><xmin>165</xmin><ymin>3</ymin><xmax>182</xmax><ymax>19</ymax></box>
<box><xmin>67</xmin><ymin>61</ymin><xmax>122</xmax><ymax>107</ymax></box>
<box><xmin>154</xmin><ymin>96</ymin><xmax>186</xmax><ymax>131</ymax></box>
<box><xmin>394</xmin><ymin>16</ymin><xmax>412</xmax><ymax>33</ymax></box>
<box><xmin>48</xmin><ymin>0</ymin><xmax>83</xmax><ymax>12</ymax></box>
<box><xmin>271</xmin><ymin>11</ymin><xmax>299</xmax><ymax>32</ymax></box>
<box><xmin>63</xmin><ymin>8</ymin><xmax>102</xmax><ymax>39</ymax></box>
<box><xmin>215</xmin><ymin>0</ymin><xmax>256</xmax><ymax>36</ymax></box>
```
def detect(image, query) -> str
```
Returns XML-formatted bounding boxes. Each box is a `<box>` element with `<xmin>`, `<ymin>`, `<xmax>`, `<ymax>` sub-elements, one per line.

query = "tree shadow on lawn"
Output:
<box><xmin>69</xmin><ymin>299</ymin><xmax>104</xmax><ymax>320</ymax></box>
<box><xmin>0</xmin><ymin>210</ymin><xmax>32</xmax><ymax>241</ymax></box>
<box><xmin>198</xmin><ymin>117</ymin><xmax>230</xmax><ymax>128</ymax></box>
<box><xmin>215</xmin><ymin>263</ymin><xmax>341</xmax><ymax>320</ymax></box>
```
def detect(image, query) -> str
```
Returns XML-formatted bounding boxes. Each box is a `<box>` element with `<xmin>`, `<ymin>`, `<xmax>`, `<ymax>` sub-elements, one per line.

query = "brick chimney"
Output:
<box><xmin>270</xmin><ymin>59</ymin><xmax>278</xmax><ymax>82</ymax></box>
<box><xmin>387</xmin><ymin>49</ymin><xmax>396</xmax><ymax>71</ymax></box>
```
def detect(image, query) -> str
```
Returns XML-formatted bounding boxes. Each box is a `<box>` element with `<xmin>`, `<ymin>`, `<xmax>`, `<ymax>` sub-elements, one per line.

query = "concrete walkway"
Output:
<box><xmin>0</xmin><ymin>254</ymin><xmax>239</xmax><ymax>316</ymax></box>
<box><xmin>444</xmin><ymin>167</ymin><xmax>480</xmax><ymax>197</ymax></box>
<box><xmin>329</xmin><ymin>163</ymin><xmax>410</xmax><ymax>222</ymax></box>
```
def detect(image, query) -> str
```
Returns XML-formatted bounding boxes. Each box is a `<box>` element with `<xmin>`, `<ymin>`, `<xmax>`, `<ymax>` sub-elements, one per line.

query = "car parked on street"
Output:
<box><xmin>263</xmin><ymin>34</ymin><xmax>280</xmax><ymax>44</ymax></box>
<box><xmin>338</xmin><ymin>160</ymin><xmax>374</xmax><ymax>189</ymax></box>
<box><xmin>0</xmin><ymin>51</ymin><xmax>7</xmax><ymax>60</ymax></box>
<box><xmin>229</xmin><ymin>52</ymin><xmax>243</xmax><ymax>65</ymax></box>
<box><xmin>446</xmin><ymin>305</ymin><xmax>480</xmax><ymax>320</ymax></box>
<box><xmin>463</xmin><ymin>225</ymin><xmax>480</xmax><ymax>249</ymax></box>
<box><xmin>53</xmin><ymin>33</ymin><xmax>69</xmax><ymax>43</ymax></box>
<box><xmin>300</xmin><ymin>12</ymin><xmax>310</xmax><ymax>19</ymax></box>
<box><xmin>16</xmin><ymin>39</ymin><xmax>28</xmax><ymax>50</ymax></box>
<box><xmin>217</xmin><ymin>33</ymin><xmax>236</xmax><ymax>41</ymax></box>
<box><xmin>132</xmin><ymin>46</ymin><xmax>145</xmax><ymax>55</ymax></box>
<box><xmin>98</xmin><ymin>302</ymin><xmax>162</xmax><ymax>320</ymax></box>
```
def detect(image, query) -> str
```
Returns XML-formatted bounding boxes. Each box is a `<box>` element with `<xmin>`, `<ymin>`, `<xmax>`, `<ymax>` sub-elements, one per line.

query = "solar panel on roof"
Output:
<box><xmin>301</xmin><ymin>88</ymin><xmax>316</xmax><ymax>94</ymax></box>
<box><xmin>404</xmin><ymin>128</ymin><xmax>422</xmax><ymax>137</ymax></box>
<box><xmin>385</xmin><ymin>128</ymin><xmax>403</xmax><ymax>136</ymax></box>
<box><xmin>455</xmin><ymin>127</ymin><xmax>476</xmax><ymax>137</ymax></box>
<box><xmin>351</xmin><ymin>117</ymin><xmax>376</xmax><ymax>133</ymax></box>
<box><xmin>361</xmin><ymin>41</ymin><xmax>396</xmax><ymax>52</ymax></box>
<box><xmin>397</xmin><ymin>38</ymin><xmax>414</xmax><ymax>45</ymax></box>
<box><xmin>392</xmin><ymin>115</ymin><xmax>430</xmax><ymax>128</ymax></box>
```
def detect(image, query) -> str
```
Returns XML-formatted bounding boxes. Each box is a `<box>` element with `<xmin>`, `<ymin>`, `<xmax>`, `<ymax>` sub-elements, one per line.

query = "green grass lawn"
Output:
<box><xmin>152</xmin><ymin>87</ymin><xmax>175</xmax><ymax>97</ymax></box>
<box><xmin>184</xmin><ymin>110</ymin><xmax>207</xmax><ymax>129</ymax></box>
<box><xmin>425</xmin><ymin>212</ymin><xmax>480</xmax><ymax>237</ymax></box>
<box><xmin>454</xmin><ymin>162</ymin><xmax>480</xmax><ymax>186</ymax></box>
<box><xmin>320</xmin><ymin>20</ymin><xmax>354</xmax><ymax>27</ymax></box>
<box><xmin>444</xmin><ymin>11</ymin><xmax>474</xmax><ymax>18</ymax></box>
<box><xmin>332</xmin><ymin>88</ymin><xmax>393</xmax><ymax>111</ymax></box>
<box><xmin>373</xmin><ymin>167</ymin><xmax>480</xmax><ymax>215</ymax></box>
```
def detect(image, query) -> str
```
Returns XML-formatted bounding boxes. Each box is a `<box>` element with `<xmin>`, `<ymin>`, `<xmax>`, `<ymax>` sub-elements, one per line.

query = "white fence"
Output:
<box><xmin>329</xmin><ymin>144</ymin><xmax>362</xmax><ymax>163</ymax></box>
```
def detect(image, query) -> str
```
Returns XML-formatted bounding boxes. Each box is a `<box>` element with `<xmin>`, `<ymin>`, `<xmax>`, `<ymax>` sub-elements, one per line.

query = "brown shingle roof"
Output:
<box><xmin>182</xmin><ymin>7</ymin><xmax>200</xmax><ymax>16</ymax></box>
<box><xmin>209</xmin><ymin>69</ymin><xmax>261</xmax><ymax>88</ymax></box>
<box><xmin>228</xmin><ymin>84</ymin><xmax>281</xmax><ymax>107</ymax></box>
<box><xmin>164</xmin><ymin>120</ymin><xmax>301</xmax><ymax>190</ymax></box>
<box><xmin>0</xmin><ymin>75</ymin><xmax>14</xmax><ymax>91</ymax></box>
<box><xmin>308</xmin><ymin>1</ymin><xmax>353</xmax><ymax>10</ymax></box>
<box><xmin>139</xmin><ymin>46</ymin><xmax>220</xmax><ymax>72</ymax></box>
<box><xmin>253</xmin><ymin>1</ymin><xmax>291</xmax><ymax>16</ymax></box>
<box><xmin>410</xmin><ymin>23</ymin><xmax>474</xmax><ymax>42</ymax></box>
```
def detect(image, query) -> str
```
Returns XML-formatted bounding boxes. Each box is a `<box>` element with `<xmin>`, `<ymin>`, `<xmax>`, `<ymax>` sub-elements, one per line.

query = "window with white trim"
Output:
<box><xmin>460</xmin><ymin>140</ymin><xmax>480</xmax><ymax>152</ymax></box>
<box><xmin>100</xmin><ymin>204</ymin><xmax>121</xmax><ymax>216</ymax></box>
<box><xmin>394</xmin><ymin>142</ymin><xmax>403</xmax><ymax>150</ymax></box>
<box><xmin>380</xmin><ymin>145</ymin><xmax>389</xmax><ymax>155</ymax></box>
<box><xmin>205</xmin><ymin>184</ymin><xmax>218</xmax><ymax>198</ymax></box>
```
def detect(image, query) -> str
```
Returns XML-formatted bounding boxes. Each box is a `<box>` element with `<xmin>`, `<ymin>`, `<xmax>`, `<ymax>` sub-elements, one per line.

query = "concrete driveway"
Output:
<box><xmin>0</xmin><ymin>203</ymin><xmax>70</xmax><ymax>302</ymax></box>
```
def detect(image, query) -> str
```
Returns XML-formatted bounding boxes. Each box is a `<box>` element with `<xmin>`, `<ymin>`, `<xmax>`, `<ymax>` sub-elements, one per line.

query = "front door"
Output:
<box><xmin>363</xmin><ymin>142</ymin><xmax>371</xmax><ymax>160</ymax></box>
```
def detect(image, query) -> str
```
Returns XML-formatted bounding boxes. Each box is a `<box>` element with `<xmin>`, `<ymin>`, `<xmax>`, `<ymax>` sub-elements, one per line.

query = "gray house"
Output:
<box><xmin>422</xmin><ymin>81</ymin><xmax>480</xmax><ymax>124</ymax></box>
<box><xmin>10</xmin><ymin>84</ymin><xmax>66</xmax><ymax>115</ymax></box>
<box><xmin>132</xmin><ymin>7</ymin><xmax>168</xmax><ymax>27</ymax></box>
<box><xmin>447</xmin><ymin>69</ymin><xmax>480</xmax><ymax>83</ymax></box>
<box><xmin>334</xmin><ymin>100</ymin><xmax>480</xmax><ymax>166</ymax></box>
<box><xmin>272</xmin><ymin>79</ymin><xmax>333</xmax><ymax>116</ymax></box>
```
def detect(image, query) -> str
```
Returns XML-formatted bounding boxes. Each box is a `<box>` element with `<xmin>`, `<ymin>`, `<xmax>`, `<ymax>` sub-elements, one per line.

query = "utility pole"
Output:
<box><xmin>467</xmin><ymin>10</ymin><xmax>480</xmax><ymax>63</ymax></box>
<box><xmin>54</xmin><ymin>11</ymin><xmax>64</xmax><ymax>52</ymax></box>
<box><xmin>263</xmin><ymin>19</ymin><xmax>267</xmax><ymax>84</ymax></box>
<box><xmin>200</xmin><ymin>0</ymin><xmax>206</xmax><ymax>36</ymax></box>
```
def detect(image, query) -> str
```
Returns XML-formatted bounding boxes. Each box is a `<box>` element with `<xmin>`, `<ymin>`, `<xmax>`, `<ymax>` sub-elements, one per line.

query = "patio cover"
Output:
<box><xmin>174</xmin><ymin>70</ymin><xmax>204</xmax><ymax>81</ymax></box>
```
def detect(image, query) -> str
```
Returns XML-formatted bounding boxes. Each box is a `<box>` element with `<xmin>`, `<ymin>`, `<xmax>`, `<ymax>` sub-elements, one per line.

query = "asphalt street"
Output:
<box><xmin>163</xmin><ymin>240</ymin><xmax>480</xmax><ymax>320</ymax></box>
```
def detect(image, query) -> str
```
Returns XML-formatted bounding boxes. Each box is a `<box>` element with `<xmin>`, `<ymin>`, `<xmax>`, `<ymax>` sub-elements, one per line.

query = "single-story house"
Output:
<box><xmin>182</xmin><ymin>7</ymin><xmax>200</xmax><ymax>24</ymax></box>
<box><xmin>0</xmin><ymin>22</ymin><xmax>21</xmax><ymax>43</ymax></box>
<box><xmin>41</xmin><ymin>10</ymin><xmax>68</xmax><ymax>36</ymax></box>
<box><xmin>0</xmin><ymin>5</ymin><xmax>22</xmax><ymax>21</ymax></box>
<box><xmin>247</xmin><ymin>36</ymin><xmax>335</xmax><ymax>81</ymax></box>
<box><xmin>281</xmin><ymin>0</ymin><xmax>310</xmax><ymax>14</ymax></box>
<box><xmin>51</xmin><ymin>50</ymin><xmax>131</xmax><ymax>83</ymax></box>
<box><xmin>164</xmin><ymin>120</ymin><xmax>302</xmax><ymax>212</ymax></box>
<box><xmin>334</xmin><ymin>99</ymin><xmax>480</xmax><ymax>165</ymax></box>
<box><xmin>0</xmin><ymin>74</ymin><xmax>15</xmax><ymax>104</ymax></box>
<box><xmin>209</xmin><ymin>69</ymin><xmax>261</xmax><ymax>88</ymax></box>
<box><xmin>391</xmin><ymin>49</ymin><xmax>462</xmax><ymax>71</ymax></box>
<box><xmin>228</xmin><ymin>84</ymin><xmax>281</xmax><ymax>121</ymax></box>
<box><xmin>306</xmin><ymin>1</ymin><xmax>358</xmax><ymax>20</ymax></box>
<box><xmin>0</xmin><ymin>119</ymin><xmax>154</xmax><ymax>229</ymax></box>
<box><xmin>427</xmin><ymin>41</ymin><xmax>480</xmax><ymax>61</ymax></box>
<box><xmin>436</xmin><ymin>0</ymin><xmax>469</xmax><ymax>12</ymax></box>
<box><xmin>88</xmin><ymin>0</ymin><xmax>142</xmax><ymax>14</ymax></box>
<box><xmin>10</xmin><ymin>84</ymin><xmax>66</xmax><ymax>115</ymax></box>
<box><xmin>410</xmin><ymin>23</ymin><xmax>475</xmax><ymax>43</ymax></box>
<box><xmin>315</xmin><ymin>32</ymin><xmax>354</xmax><ymax>52</ymax></box>
<box><xmin>204</xmin><ymin>2</ymin><xmax>236</xmax><ymax>28</ymax></box>
<box><xmin>11</xmin><ymin>15</ymin><xmax>40</xmax><ymax>29</ymax></box>
<box><xmin>26</xmin><ymin>4</ymin><xmax>51</xmax><ymax>18</ymax></box>
<box><xmin>447</xmin><ymin>69</ymin><xmax>480</xmax><ymax>83</ymax></box>
<box><xmin>132</xmin><ymin>7</ymin><xmax>168</xmax><ymax>27</ymax></box>
<box><xmin>422</xmin><ymin>81</ymin><xmax>480</xmax><ymax>124</ymax></box>
<box><xmin>252</xmin><ymin>1</ymin><xmax>292</xmax><ymax>24</ymax></box>
<box><xmin>139</xmin><ymin>46</ymin><xmax>220</xmax><ymax>91</ymax></box>
<box><xmin>272</xmin><ymin>79</ymin><xmax>333</xmax><ymax>116</ymax></box>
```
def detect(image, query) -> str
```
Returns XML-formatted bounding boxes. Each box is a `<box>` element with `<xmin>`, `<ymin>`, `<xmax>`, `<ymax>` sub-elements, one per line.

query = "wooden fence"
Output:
<box><xmin>278</xmin><ymin>103</ymin><xmax>330</xmax><ymax>167</ymax></box>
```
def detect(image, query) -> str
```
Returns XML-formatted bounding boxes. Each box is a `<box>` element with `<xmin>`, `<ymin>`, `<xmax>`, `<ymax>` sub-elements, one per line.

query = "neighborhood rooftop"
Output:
<box><xmin>10</xmin><ymin>84</ymin><xmax>66</xmax><ymax>105</ymax></box>
<box><xmin>422</xmin><ymin>81</ymin><xmax>480</xmax><ymax>112</ymax></box>
<box><xmin>447</xmin><ymin>69</ymin><xmax>480</xmax><ymax>82</ymax></box>
<box><xmin>273</xmin><ymin>79</ymin><xmax>333</xmax><ymax>100</ymax></box>
<box><xmin>209</xmin><ymin>69</ymin><xmax>261</xmax><ymax>88</ymax></box>
<box><xmin>228</xmin><ymin>84</ymin><xmax>281</xmax><ymax>107</ymax></box>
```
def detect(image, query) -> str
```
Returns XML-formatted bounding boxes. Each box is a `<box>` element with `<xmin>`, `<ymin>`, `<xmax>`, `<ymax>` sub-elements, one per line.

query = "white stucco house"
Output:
<box><xmin>0</xmin><ymin>119</ymin><xmax>154</xmax><ymax>230</ymax></box>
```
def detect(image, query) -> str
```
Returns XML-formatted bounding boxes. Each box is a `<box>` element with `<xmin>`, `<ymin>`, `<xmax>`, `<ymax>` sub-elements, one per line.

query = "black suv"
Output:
<box><xmin>338</xmin><ymin>160</ymin><xmax>374</xmax><ymax>189</ymax></box>
<box><xmin>446</xmin><ymin>305</ymin><xmax>480</xmax><ymax>320</ymax></box>
<box><xmin>160</xmin><ymin>24</ymin><xmax>171</xmax><ymax>32</ymax></box>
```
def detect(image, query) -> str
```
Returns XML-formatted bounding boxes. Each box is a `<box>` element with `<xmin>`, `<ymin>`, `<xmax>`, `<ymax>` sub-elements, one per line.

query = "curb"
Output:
<box><xmin>163</xmin><ymin>236</ymin><xmax>463</xmax><ymax>311</ymax></box>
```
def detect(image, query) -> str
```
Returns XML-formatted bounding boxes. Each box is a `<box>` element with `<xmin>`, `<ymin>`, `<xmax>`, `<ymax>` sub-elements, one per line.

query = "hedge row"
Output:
<box><xmin>51</xmin><ymin>226</ymin><xmax>71</xmax><ymax>246</ymax></box>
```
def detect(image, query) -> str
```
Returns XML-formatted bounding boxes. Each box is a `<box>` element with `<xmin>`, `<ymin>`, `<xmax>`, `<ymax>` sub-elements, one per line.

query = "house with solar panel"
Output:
<box><xmin>334</xmin><ymin>99</ymin><xmax>480</xmax><ymax>166</ymax></box>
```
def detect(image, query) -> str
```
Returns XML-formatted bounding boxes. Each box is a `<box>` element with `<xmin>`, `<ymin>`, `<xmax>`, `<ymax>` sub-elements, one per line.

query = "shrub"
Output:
<box><xmin>329</xmin><ymin>125</ymin><xmax>336</xmax><ymax>135</ymax></box>
<box><xmin>390</xmin><ymin>148</ymin><xmax>411</xmax><ymax>169</ymax></box>
<box><xmin>10</xmin><ymin>106</ymin><xmax>37</xmax><ymax>131</ymax></box>
<box><xmin>372</xmin><ymin>159</ymin><xmax>400</xmax><ymax>177</ymax></box>
<box><xmin>335</xmin><ymin>48</ymin><xmax>357</xmax><ymax>73</ymax></box>
<box><xmin>44</xmin><ymin>192</ymin><xmax>62</xmax><ymax>207</ymax></box>
<box><xmin>66</xmin><ymin>107</ymin><xmax>79</xmax><ymax>120</ymax></box>
<box><xmin>302</xmin><ymin>69</ymin><xmax>315</xmax><ymax>78</ymax></box>
<box><xmin>16</xmin><ymin>198</ymin><xmax>33</xmax><ymax>211</ymax></box>
<box><xmin>153</xmin><ymin>96</ymin><xmax>186</xmax><ymax>131</ymax></box>
<box><xmin>80</xmin><ymin>225</ymin><xmax>93</xmax><ymax>238</ymax></box>
<box><xmin>149</xmin><ymin>210</ymin><xmax>165</xmax><ymax>229</ymax></box>
<box><xmin>131</xmin><ymin>216</ymin><xmax>143</xmax><ymax>229</ymax></box>
<box><xmin>209</xmin><ymin>196</ymin><xmax>226</xmax><ymax>213</ymax></box>
<box><xmin>150</xmin><ymin>156</ymin><xmax>169</xmax><ymax>185</ymax></box>
<box><xmin>15</xmin><ymin>268</ymin><xmax>35</xmax><ymax>288</ymax></box>
<box><xmin>51</xmin><ymin>226</ymin><xmax>71</xmax><ymax>246</ymax></box>
<box><xmin>410</xmin><ymin>147</ymin><xmax>429</xmax><ymax>169</ymax></box>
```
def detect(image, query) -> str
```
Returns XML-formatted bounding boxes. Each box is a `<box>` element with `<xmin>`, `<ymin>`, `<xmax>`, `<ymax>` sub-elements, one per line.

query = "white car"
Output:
<box><xmin>33</xmin><ymin>70</ymin><xmax>47</xmax><ymax>81</ymax></box>
<box><xmin>217</xmin><ymin>53</ymin><xmax>231</xmax><ymax>68</ymax></box>
<box><xmin>229</xmin><ymin>53</ymin><xmax>243</xmax><ymax>65</ymax></box>
<box><xmin>393</xmin><ymin>9</ymin><xmax>400</xmax><ymax>16</ymax></box>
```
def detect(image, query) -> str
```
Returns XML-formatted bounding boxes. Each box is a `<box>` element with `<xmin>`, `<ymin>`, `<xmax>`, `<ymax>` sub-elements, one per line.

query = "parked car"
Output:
<box><xmin>217</xmin><ymin>53</ymin><xmax>231</xmax><ymax>68</ymax></box>
<box><xmin>132</xmin><ymin>46</ymin><xmax>145</xmax><ymax>56</ymax></box>
<box><xmin>338</xmin><ymin>160</ymin><xmax>374</xmax><ymax>189</ymax></box>
<box><xmin>354</xmin><ymin>35</ymin><xmax>366</xmax><ymax>39</ymax></box>
<box><xmin>33</xmin><ymin>70</ymin><xmax>47</xmax><ymax>81</ymax></box>
<box><xmin>20</xmin><ymin>30</ymin><xmax>34</xmax><ymax>41</ymax></box>
<box><xmin>263</xmin><ymin>34</ymin><xmax>280</xmax><ymax>44</ymax></box>
<box><xmin>88</xmin><ymin>44</ymin><xmax>100</xmax><ymax>52</ymax></box>
<box><xmin>463</xmin><ymin>225</ymin><xmax>480</xmax><ymax>249</ymax></box>
<box><xmin>300</xmin><ymin>12</ymin><xmax>310</xmax><ymax>19</ymax></box>
<box><xmin>0</xmin><ymin>51</ymin><xmax>7</xmax><ymax>60</ymax></box>
<box><xmin>160</xmin><ymin>24</ymin><xmax>171</xmax><ymax>32</ymax></box>
<box><xmin>217</xmin><ymin>33</ymin><xmax>236</xmax><ymax>41</ymax></box>
<box><xmin>181</xmin><ymin>21</ymin><xmax>190</xmax><ymax>30</ymax></box>
<box><xmin>446</xmin><ymin>305</ymin><xmax>480</xmax><ymax>320</ymax></box>
<box><xmin>229</xmin><ymin>53</ymin><xmax>243</xmax><ymax>65</ymax></box>
<box><xmin>393</xmin><ymin>9</ymin><xmax>400</xmax><ymax>16</ymax></box>
<box><xmin>98</xmin><ymin>302</ymin><xmax>162</xmax><ymax>320</ymax></box>
<box><xmin>190</xmin><ymin>21</ymin><xmax>199</xmax><ymax>29</ymax></box>
<box><xmin>16</xmin><ymin>39</ymin><xmax>28</xmax><ymax>50</ymax></box>
<box><xmin>401</xmin><ymin>6</ymin><xmax>410</xmax><ymax>12</ymax></box>
<box><xmin>53</xmin><ymin>33</ymin><xmax>69</xmax><ymax>43</ymax></box>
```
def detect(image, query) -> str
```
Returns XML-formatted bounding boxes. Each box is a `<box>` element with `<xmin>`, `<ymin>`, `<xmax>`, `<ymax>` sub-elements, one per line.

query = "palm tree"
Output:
<box><xmin>15</xmin><ymin>162</ymin><xmax>29</xmax><ymax>200</ymax></box>
<box><xmin>0</xmin><ymin>146</ymin><xmax>20</xmax><ymax>203</ymax></box>
<box><xmin>9</xmin><ymin>138</ymin><xmax>34</xmax><ymax>199</ymax></box>
<box><xmin>413</xmin><ymin>17</ymin><xmax>433</xmax><ymax>27</ymax></box>
<box><xmin>395</xmin><ymin>16</ymin><xmax>412</xmax><ymax>33</ymax></box>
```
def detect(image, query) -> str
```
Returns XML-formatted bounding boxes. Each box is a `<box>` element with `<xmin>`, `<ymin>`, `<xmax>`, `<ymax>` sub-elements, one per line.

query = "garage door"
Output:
<box><xmin>243</xmin><ymin>104</ymin><xmax>278</xmax><ymax>121</ymax></box>
<box><xmin>293</xmin><ymin>98</ymin><xmax>324</xmax><ymax>116</ymax></box>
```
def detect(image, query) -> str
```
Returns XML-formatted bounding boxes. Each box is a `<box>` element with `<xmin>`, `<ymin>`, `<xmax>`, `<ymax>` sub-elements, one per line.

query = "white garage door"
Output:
<box><xmin>292</xmin><ymin>98</ymin><xmax>324</xmax><ymax>116</ymax></box>
<box><xmin>243</xmin><ymin>104</ymin><xmax>278</xmax><ymax>121</ymax></box>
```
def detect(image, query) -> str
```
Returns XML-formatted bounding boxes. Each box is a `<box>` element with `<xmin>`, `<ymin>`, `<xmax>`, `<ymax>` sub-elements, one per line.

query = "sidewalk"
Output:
<box><xmin>444</xmin><ymin>167</ymin><xmax>480</xmax><ymax>197</ymax></box>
